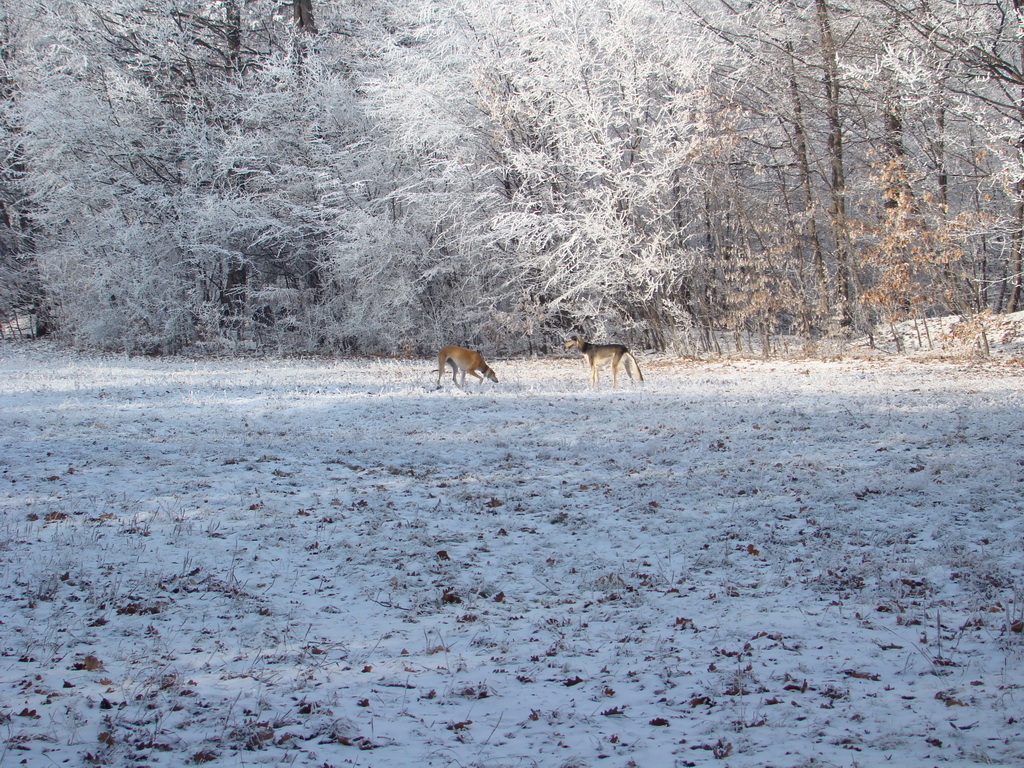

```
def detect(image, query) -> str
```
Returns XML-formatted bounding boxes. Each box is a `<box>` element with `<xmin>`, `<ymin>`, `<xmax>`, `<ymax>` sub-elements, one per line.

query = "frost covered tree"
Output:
<box><xmin>475</xmin><ymin>0</ymin><xmax>719</xmax><ymax>349</ymax></box>
<box><xmin>365</xmin><ymin>0</ymin><xmax>1020</xmax><ymax>354</ymax></box>
<box><xmin>359</xmin><ymin>0</ymin><xmax>724</xmax><ymax>353</ymax></box>
<box><xmin>862</xmin><ymin>0</ymin><xmax>1024</xmax><ymax>314</ymax></box>
<box><xmin>18</xmin><ymin>0</ymin><xmax>375</xmax><ymax>352</ymax></box>
<box><xmin>0</xmin><ymin>1</ymin><xmax>41</xmax><ymax>337</ymax></box>
<box><xmin>7</xmin><ymin>0</ymin><xmax>1024</xmax><ymax>356</ymax></box>
<box><xmin>319</xmin><ymin>0</ymin><xmax>508</xmax><ymax>354</ymax></box>
<box><xmin>676</xmin><ymin>0</ymin><xmax>1019</xmax><ymax>349</ymax></box>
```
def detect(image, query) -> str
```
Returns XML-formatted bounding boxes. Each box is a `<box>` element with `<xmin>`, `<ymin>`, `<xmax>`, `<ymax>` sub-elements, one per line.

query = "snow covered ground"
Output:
<box><xmin>1</xmin><ymin>341</ymin><xmax>1022</xmax><ymax>767</ymax></box>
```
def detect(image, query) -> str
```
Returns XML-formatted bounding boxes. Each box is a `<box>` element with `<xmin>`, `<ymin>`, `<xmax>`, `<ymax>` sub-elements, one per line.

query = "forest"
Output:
<box><xmin>1</xmin><ymin>0</ymin><xmax>1023</xmax><ymax>356</ymax></box>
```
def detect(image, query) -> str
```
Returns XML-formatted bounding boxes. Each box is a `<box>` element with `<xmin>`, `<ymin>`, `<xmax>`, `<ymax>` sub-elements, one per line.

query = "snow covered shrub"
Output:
<box><xmin>38</xmin><ymin>240</ymin><xmax>200</xmax><ymax>353</ymax></box>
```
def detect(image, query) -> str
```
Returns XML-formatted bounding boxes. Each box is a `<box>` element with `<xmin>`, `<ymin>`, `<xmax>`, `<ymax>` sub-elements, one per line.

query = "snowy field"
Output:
<box><xmin>1</xmin><ymin>342</ymin><xmax>1023</xmax><ymax>768</ymax></box>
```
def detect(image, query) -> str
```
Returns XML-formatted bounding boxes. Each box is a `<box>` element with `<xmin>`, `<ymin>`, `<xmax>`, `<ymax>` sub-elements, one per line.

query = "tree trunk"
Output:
<box><xmin>814</xmin><ymin>0</ymin><xmax>855</xmax><ymax>330</ymax></box>
<box><xmin>294</xmin><ymin>0</ymin><xmax>316</xmax><ymax>32</ymax></box>
<box><xmin>786</xmin><ymin>41</ymin><xmax>828</xmax><ymax>332</ymax></box>
<box><xmin>1009</xmin><ymin>0</ymin><xmax>1024</xmax><ymax>312</ymax></box>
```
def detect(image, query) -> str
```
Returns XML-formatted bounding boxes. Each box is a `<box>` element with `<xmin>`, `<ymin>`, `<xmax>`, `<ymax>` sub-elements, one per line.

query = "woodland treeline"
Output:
<box><xmin>1</xmin><ymin>0</ymin><xmax>1023</xmax><ymax>355</ymax></box>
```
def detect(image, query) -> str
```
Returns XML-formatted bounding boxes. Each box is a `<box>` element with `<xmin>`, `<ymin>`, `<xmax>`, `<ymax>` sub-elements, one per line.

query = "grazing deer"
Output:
<box><xmin>564</xmin><ymin>335</ymin><xmax>644</xmax><ymax>388</ymax></box>
<box><xmin>436</xmin><ymin>346</ymin><xmax>498</xmax><ymax>388</ymax></box>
